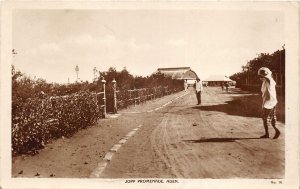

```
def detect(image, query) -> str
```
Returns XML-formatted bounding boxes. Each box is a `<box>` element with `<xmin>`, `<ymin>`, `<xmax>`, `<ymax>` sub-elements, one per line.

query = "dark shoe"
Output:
<box><xmin>273</xmin><ymin>129</ymin><xmax>280</xmax><ymax>139</ymax></box>
<box><xmin>260</xmin><ymin>134</ymin><xmax>269</xmax><ymax>138</ymax></box>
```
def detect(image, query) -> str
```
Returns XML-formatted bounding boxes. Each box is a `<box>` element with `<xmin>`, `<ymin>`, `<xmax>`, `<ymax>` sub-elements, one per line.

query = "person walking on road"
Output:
<box><xmin>221</xmin><ymin>82</ymin><xmax>224</xmax><ymax>91</ymax></box>
<box><xmin>258</xmin><ymin>67</ymin><xmax>280</xmax><ymax>139</ymax></box>
<box><xmin>224</xmin><ymin>82</ymin><xmax>229</xmax><ymax>92</ymax></box>
<box><xmin>194</xmin><ymin>78</ymin><xmax>203</xmax><ymax>105</ymax></box>
<box><xmin>184</xmin><ymin>79</ymin><xmax>188</xmax><ymax>92</ymax></box>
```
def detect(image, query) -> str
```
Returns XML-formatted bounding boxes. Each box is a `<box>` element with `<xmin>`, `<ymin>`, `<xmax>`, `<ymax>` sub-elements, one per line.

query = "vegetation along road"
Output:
<box><xmin>13</xmin><ymin>87</ymin><xmax>284</xmax><ymax>178</ymax></box>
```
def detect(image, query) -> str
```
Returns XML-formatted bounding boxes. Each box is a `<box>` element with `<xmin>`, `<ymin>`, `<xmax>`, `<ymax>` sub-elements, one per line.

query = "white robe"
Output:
<box><xmin>261</xmin><ymin>77</ymin><xmax>277</xmax><ymax>109</ymax></box>
<box><xmin>195</xmin><ymin>81</ymin><xmax>203</xmax><ymax>92</ymax></box>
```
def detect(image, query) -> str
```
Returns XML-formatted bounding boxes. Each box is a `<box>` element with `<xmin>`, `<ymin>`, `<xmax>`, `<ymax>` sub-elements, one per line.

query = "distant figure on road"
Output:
<box><xmin>184</xmin><ymin>79</ymin><xmax>188</xmax><ymax>92</ymax></box>
<box><xmin>224</xmin><ymin>82</ymin><xmax>229</xmax><ymax>92</ymax></box>
<box><xmin>258</xmin><ymin>67</ymin><xmax>280</xmax><ymax>139</ymax></box>
<box><xmin>194</xmin><ymin>78</ymin><xmax>203</xmax><ymax>105</ymax></box>
<box><xmin>221</xmin><ymin>82</ymin><xmax>224</xmax><ymax>91</ymax></box>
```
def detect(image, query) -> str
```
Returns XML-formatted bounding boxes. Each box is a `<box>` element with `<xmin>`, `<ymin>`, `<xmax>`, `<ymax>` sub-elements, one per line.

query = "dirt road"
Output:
<box><xmin>12</xmin><ymin>87</ymin><xmax>284</xmax><ymax>178</ymax></box>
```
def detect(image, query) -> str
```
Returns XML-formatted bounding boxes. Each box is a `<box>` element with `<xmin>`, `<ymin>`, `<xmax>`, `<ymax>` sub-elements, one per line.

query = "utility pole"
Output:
<box><xmin>93</xmin><ymin>67</ymin><xmax>97</xmax><ymax>82</ymax></box>
<box><xmin>12</xmin><ymin>49</ymin><xmax>18</xmax><ymax>66</ymax></box>
<box><xmin>280</xmin><ymin>44</ymin><xmax>285</xmax><ymax>86</ymax></box>
<box><xmin>12</xmin><ymin>49</ymin><xmax>18</xmax><ymax>57</ymax></box>
<box><xmin>246</xmin><ymin>61</ymin><xmax>250</xmax><ymax>86</ymax></box>
<box><xmin>242</xmin><ymin>62</ymin><xmax>250</xmax><ymax>86</ymax></box>
<box><xmin>75</xmin><ymin>65</ymin><xmax>79</xmax><ymax>82</ymax></box>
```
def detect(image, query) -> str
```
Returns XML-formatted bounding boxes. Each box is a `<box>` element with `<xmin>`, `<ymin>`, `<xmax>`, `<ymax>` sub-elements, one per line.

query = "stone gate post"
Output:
<box><xmin>101</xmin><ymin>78</ymin><xmax>106</xmax><ymax>118</ymax></box>
<box><xmin>112</xmin><ymin>78</ymin><xmax>117</xmax><ymax>114</ymax></box>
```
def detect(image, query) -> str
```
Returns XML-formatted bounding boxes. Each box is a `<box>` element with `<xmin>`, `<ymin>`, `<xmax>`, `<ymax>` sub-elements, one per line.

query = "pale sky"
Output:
<box><xmin>13</xmin><ymin>9</ymin><xmax>284</xmax><ymax>83</ymax></box>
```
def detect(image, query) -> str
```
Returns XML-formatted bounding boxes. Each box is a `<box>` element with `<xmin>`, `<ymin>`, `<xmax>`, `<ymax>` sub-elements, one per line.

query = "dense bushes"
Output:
<box><xmin>12</xmin><ymin>91</ymin><xmax>101</xmax><ymax>155</ymax></box>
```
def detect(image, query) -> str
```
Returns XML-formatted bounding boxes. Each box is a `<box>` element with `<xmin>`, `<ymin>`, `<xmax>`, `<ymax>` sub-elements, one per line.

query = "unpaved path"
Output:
<box><xmin>12</xmin><ymin>87</ymin><xmax>284</xmax><ymax>178</ymax></box>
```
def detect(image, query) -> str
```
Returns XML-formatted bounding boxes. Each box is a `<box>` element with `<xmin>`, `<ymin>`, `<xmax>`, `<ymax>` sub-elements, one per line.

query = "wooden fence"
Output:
<box><xmin>47</xmin><ymin>79</ymin><xmax>173</xmax><ymax>118</ymax></box>
<box><xmin>115</xmin><ymin>86</ymin><xmax>171</xmax><ymax>112</ymax></box>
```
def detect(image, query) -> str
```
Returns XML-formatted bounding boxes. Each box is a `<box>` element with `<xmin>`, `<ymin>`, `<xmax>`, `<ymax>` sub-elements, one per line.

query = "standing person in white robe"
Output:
<box><xmin>258</xmin><ymin>67</ymin><xmax>280</xmax><ymax>139</ymax></box>
<box><xmin>184</xmin><ymin>80</ymin><xmax>188</xmax><ymax>92</ymax></box>
<box><xmin>194</xmin><ymin>78</ymin><xmax>203</xmax><ymax>105</ymax></box>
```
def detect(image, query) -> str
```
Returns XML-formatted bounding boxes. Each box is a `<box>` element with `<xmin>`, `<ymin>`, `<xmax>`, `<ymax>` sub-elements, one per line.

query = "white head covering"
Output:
<box><xmin>258</xmin><ymin>67</ymin><xmax>277</xmax><ymax>108</ymax></box>
<box><xmin>258</xmin><ymin>67</ymin><xmax>273</xmax><ymax>80</ymax></box>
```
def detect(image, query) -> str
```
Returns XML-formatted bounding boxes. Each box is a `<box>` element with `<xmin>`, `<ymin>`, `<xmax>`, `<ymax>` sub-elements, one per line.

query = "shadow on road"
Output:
<box><xmin>183</xmin><ymin>137</ymin><xmax>261</xmax><ymax>143</ymax></box>
<box><xmin>193</xmin><ymin>97</ymin><xmax>261</xmax><ymax>118</ymax></box>
<box><xmin>192</xmin><ymin>94</ymin><xmax>285</xmax><ymax>122</ymax></box>
<box><xmin>224</xmin><ymin>88</ymin><xmax>256</xmax><ymax>95</ymax></box>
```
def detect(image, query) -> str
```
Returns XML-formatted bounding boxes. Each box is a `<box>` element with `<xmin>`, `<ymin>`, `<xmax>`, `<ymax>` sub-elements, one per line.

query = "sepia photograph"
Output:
<box><xmin>0</xmin><ymin>1</ymin><xmax>299</xmax><ymax>189</ymax></box>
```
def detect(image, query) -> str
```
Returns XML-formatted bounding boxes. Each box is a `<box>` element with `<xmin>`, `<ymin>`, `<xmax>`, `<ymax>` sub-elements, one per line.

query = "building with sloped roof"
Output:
<box><xmin>203</xmin><ymin>75</ymin><xmax>235</xmax><ymax>86</ymax></box>
<box><xmin>156</xmin><ymin>67</ymin><xmax>199</xmax><ymax>81</ymax></box>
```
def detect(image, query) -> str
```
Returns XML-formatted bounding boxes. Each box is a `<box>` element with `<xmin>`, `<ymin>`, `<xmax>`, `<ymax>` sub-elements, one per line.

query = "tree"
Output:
<box><xmin>230</xmin><ymin>48</ymin><xmax>285</xmax><ymax>87</ymax></box>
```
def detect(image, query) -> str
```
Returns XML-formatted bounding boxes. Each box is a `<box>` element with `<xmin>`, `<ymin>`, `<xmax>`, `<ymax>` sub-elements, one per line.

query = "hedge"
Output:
<box><xmin>12</xmin><ymin>91</ymin><xmax>101</xmax><ymax>155</ymax></box>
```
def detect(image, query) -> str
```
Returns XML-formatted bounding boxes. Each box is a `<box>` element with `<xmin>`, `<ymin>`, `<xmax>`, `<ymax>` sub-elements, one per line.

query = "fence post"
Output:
<box><xmin>101</xmin><ymin>78</ymin><xmax>106</xmax><ymax>118</ymax></box>
<box><xmin>134</xmin><ymin>89</ymin><xmax>137</xmax><ymax>106</ymax></box>
<box><xmin>112</xmin><ymin>78</ymin><xmax>117</xmax><ymax>114</ymax></box>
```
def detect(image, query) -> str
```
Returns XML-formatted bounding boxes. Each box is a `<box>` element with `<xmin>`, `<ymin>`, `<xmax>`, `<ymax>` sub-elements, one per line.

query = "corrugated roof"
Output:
<box><xmin>157</xmin><ymin>67</ymin><xmax>191</xmax><ymax>71</ymax></box>
<box><xmin>156</xmin><ymin>67</ymin><xmax>198</xmax><ymax>80</ymax></box>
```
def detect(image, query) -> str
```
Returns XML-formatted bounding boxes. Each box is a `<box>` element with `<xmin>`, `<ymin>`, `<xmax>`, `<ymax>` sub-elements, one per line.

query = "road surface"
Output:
<box><xmin>12</xmin><ymin>87</ymin><xmax>284</xmax><ymax>178</ymax></box>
